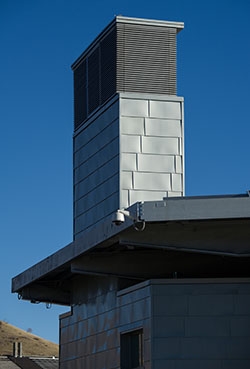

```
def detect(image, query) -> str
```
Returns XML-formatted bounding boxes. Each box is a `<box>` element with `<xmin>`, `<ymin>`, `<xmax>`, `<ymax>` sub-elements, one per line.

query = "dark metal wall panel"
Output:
<box><xmin>151</xmin><ymin>281</ymin><xmax>250</xmax><ymax>368</ymax></box>
<box><xmin>59</xmin><ymin>278</ymin><xmax>152</xmax><ymax>369</ymax></box>
<box><xmin>73</xmin><ymin>98</ymin><xmax>119</xmax><ymax>239</ymax></box>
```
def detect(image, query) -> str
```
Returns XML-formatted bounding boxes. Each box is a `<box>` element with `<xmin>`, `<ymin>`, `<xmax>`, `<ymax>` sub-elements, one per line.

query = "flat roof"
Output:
<box><xmin>12</xmin><ymin>194</ymin><xmax>250</xmax><ymax>305</ymax></box>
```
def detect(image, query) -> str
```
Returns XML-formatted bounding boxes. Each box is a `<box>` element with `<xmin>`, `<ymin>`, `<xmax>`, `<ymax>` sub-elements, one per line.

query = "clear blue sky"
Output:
<box><xmin>1</xmin><ymin>0</ymin><xmax>249</xmax><ymax>344</ymax></box>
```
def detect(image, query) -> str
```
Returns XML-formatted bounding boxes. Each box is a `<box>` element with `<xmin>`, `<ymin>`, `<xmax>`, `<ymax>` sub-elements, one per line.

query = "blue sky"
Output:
<box><xmin>1</xmin><ymin>0</ymin><xmax>249</xmax><ymax>344</ymax></box>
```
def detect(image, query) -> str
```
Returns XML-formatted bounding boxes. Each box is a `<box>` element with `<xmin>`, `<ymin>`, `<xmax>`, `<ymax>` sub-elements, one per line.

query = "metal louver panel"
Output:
<box><xmin>88</xmin><ymin>47</ymin><xmax>100</xmax><ymax>114</ymax></box>
<box><xmin>74</xmin><ymin>59</ymin><xmax>87</xmax><ymax>130</ymax></box>
<box><xmin>73</xmin><ymin>29</ymin><xmax>116</xmax><ymax>130</ymax></box>
<box><xmin>117</xmin><ymin>23</ymin><xmax>177</xmax><ymax>95</ymax></box>
<box><xmin>100</xmin><ymin>28</ymin><xmax>117</xmax><ymax>104</ymax></box>
<box><xmin>72</xmin><ymin>17</ymin><xmax>182</xmax><ymax>130</ymax></box>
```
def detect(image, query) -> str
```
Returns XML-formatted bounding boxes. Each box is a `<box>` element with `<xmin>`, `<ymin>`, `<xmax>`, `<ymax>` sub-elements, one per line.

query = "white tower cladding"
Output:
<box><xmin>72</xmin><ymin>16</ymin><xmax>184</xmax><ymax>238</ymax></box>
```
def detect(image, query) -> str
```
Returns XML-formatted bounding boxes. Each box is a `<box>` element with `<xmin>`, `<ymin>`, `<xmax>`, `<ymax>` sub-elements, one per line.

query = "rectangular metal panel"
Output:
<box><xmin>175</xmin><ymin>156</ymin><xmax>182</xmax><ymax>173</ymax></box>
<box><xmin>120</xmin><ymin>171</ymin><xmax>133</xmax><ymax>189</ymax></box>
<box><xmin>74</xmin><ymin>138</ymin><xmax>119</xmax><ymax>185</ymax></box>
<box><xmin>130</xmin><ymin>190</ymin><xmax>167</xmax><ymax>205</ymax></box>
<box><xmin>120</xmin><ymin>98</ymin><xmax>149</xmax><ymax>117</ymax></box>
<box><xmin>138</xmin><ymin>154</ymin><xmax>175</xmax><ymax>173</ymax></box>
<box><xmin>74</xmin><ymin>99</ymin><xmax>119</xmax><ymax>152</ymax></box>
<box><xmin>74</xmin><ymin>192</ymin><xmax>119</xmax><ymax>236</ymax></box>
<box><xmin>120</xmin><ymin>117</ymin><xmax>145</xmax><ymax>135</ymax></box>
<box><xmin>120</xmin><ymin>135</ymin><xmax>141</xmax><ymax>153</ymax></box>
<box><xmin>120</xmin><ymin>153</ymin><xmax>137</xmax><ymax>171</ymax></box>
<box><xmin>150</xmin><ymin>100</ymin><xmax>181</xmax><ymax>119</ymax></box>
<box><xmin>142</xmin><ymin>136</ymin><xmax>179</xmax><ymax>155</ymax></box>
<box><xmin>134</xmin><ymin>172</ymin><xmax>171</xmax><ymax>191</ymax></box>
<box><xmin>74</xmin><ymin>120</ymin><xmax>118</xmax><ymax>168</ymax></box>
<box><xmin>145</xmin><ymin>118</ymin><xmax>182</xmax><ymax>137</ymax></box>
<box><xmin>171</xmin><ymin>173</ymin><xmax>183</xmax><ymax>192</ymax></box>
<box><xmin>75</xmin><ymin>174</ymin><xmax>119</xmax><ymax>216</ymax></box>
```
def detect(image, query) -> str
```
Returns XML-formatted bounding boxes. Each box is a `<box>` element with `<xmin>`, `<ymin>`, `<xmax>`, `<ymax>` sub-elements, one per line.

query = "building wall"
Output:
<box><xmin>59</xmin><ymin>277</ymin><xmax>151</xmax><ymax>369</ymax></box>
<box><xmin>120</xmin><ymin>92</ymin><xmax>184</xmax><ymax>208</ymax></box>
<box><xmin>73</xmin><ymin>92</ymin><xmax>184</xmax><ymax>239</ymax></box>
<box><xmin>73</xmin><ymin>96</ymin><xmax>120</xmax><ymax>239</ymax></box>
<box><xmin>151</xmin><ymin>279</ymin><xmax>250</xmax><ymax>369</ymax></box>
<box><xmin>60</xmin><ymin>279</ymin><xmax>250</xmax><ymax>369</ymax></box>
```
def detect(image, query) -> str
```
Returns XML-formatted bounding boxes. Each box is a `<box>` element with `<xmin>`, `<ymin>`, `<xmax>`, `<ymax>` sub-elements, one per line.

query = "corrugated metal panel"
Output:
<box><xmin>31</xmin><ymin>358</ymin><xmax>58</xmax><ymax>369</ymax></box>
<box><xmin>117</xmin><ymin>23</ymin><xmax>177</xmax><ymax>95</ymax></box>
<box><xmin>0</xmin><ymin>357</ymin><xmax>20</xmax><ymax>369</ymax></box>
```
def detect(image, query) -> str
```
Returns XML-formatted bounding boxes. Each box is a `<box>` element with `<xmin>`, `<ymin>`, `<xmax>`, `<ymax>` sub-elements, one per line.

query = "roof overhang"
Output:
<box><xmin>12</xmin><ymin>194</ymin><xmax>250</xmax><ymax>305</ymax></box>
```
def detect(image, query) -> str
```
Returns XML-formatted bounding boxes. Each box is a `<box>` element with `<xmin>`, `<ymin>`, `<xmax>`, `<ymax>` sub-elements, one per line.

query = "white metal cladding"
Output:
<box><xmin>119</xmin><ymin>93</ymin><xmax>184</xmax><ymax>209</ymax></box>
<box><xmin>72</xmin><ymin>16</ymin><xmax>183</xmax><ymax>131</ymax></box>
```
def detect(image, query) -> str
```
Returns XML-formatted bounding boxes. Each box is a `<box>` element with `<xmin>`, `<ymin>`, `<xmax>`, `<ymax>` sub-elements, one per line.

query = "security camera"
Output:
<box><xmin>112</xmin><ymin>210</ymin><xmax>125</xmax><ymax>226</ymax></box>
<box><xmin>112</xmin><ymin>208</ymin><xmax>146</xmax><ymax>231</ymax></box>
<box><xmin>112</xmin><ymin>209</ymin><xmax>137</xmax><ymax>226</ymax></box>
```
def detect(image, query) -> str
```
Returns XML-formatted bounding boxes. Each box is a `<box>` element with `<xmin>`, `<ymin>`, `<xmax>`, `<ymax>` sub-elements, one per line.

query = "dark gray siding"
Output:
<box><xmin>151</xmin><ymin>280</ymin><xmax>250</xmax><ymax>369</ymax></box>
<box><xmin>73</xmin><ymin>97</ymin><xmax>119</xmax><ymax>239</ymax></box>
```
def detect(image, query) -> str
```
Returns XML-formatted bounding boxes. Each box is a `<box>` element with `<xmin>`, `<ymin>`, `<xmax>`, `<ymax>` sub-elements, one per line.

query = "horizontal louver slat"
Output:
<box><xmin>117</xmin><ymin>23</ymin><xmax>177</xmax><ymax>95</ymax></box>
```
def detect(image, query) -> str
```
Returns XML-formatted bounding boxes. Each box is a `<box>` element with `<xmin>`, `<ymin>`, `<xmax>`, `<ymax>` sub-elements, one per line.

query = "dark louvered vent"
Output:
<box><xmin>88</xmin><ymin>47</ymin><xmax>100</xmax><ymax>114</ymax></box>
<box><xmin>72</xmin><ymin>17</ymin><xmax>183</xmax><ymax>130</ymax></box>
<box><xmin>73</xmin><ymin>28</ymin><xmax>116</xmax><ymax>130</ymax></box>
<box><xmin>117</xmin><ymin>23</ymin><xmax>177</xmax><ymax>95</ymax></box>
<box><xmin>74</xmin><ymin>59</ymin><xmax>87</xmax><ymax>128</ymax></box>
<box><xmin>100</xmin><ymin>27</ymin><xmax>117</xmax><ymax>104</ymax></box>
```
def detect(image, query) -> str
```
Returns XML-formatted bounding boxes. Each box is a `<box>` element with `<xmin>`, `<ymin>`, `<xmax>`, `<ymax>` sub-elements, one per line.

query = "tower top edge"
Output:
<box><xmin>71</xmin><ymin>16</ymin><xmax>184</xmax><ymax>70</ymax></box>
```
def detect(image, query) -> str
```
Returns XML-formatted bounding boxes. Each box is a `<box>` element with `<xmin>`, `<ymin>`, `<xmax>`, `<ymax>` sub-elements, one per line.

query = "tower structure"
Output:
<box><xmin>72</xmin><ymin>16</ymin><xmax>184</xmax><ymax>239</ymax></box>
<box><xmin>12</xmin><ymin>16</ymin><xmax>250</xmax><ymax>369</ymax></box>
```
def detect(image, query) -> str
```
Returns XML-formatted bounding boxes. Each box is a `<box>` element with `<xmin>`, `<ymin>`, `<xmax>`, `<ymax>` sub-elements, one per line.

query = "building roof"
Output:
<box><xmin>0</xmin><ymin>357</ymin><xmax>58</xmax><ymax>369</ymax></box>
<box><xmin>12</xmin><ymin>194</ymin><xmax>250</xmax><ymax>306</ymax></box>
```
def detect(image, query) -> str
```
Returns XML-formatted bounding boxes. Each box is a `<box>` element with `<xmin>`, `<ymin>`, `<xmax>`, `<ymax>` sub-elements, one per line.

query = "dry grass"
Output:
<box><xmin>0</xmin><ymin>321</ymin><xmax>59</xmax><ymax>357</ymax></box>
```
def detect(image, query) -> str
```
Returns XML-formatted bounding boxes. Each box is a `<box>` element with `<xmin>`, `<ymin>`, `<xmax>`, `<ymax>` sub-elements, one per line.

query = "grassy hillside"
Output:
<box><xmin>0</xmin><ymin>321</ymin><xmax>59</xmax><ymax>357</ymax></box>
